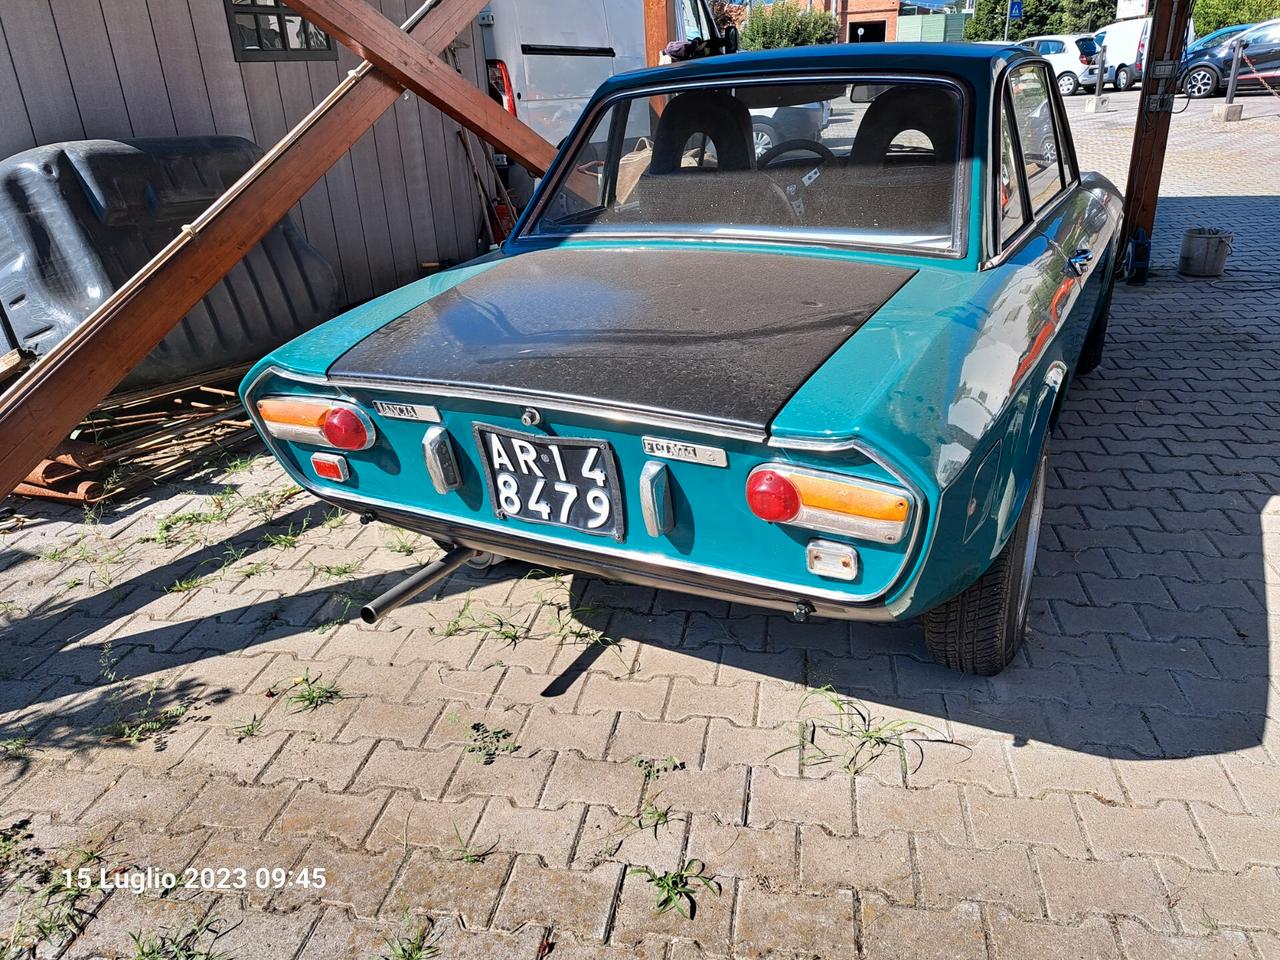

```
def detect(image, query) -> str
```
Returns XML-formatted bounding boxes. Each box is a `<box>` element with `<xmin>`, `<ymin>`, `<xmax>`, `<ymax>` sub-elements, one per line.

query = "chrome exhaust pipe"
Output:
<box><xmin>360</xmin><ymin>546</ymin><xmax>480</xmax><ymax>624</ymax></box>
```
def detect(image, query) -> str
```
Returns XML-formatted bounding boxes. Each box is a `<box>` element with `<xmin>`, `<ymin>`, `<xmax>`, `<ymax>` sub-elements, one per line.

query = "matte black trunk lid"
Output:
<box><xmin>328</xmin><ymin>247</ymin><xmax>914</xmax><ymax>432</ymax></box>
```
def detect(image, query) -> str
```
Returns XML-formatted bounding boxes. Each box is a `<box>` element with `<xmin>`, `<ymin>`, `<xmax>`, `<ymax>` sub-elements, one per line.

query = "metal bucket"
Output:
<box><xmin>1178</xmin><ymin>227</ymin><xmax>1234</xmax><ymax>277</ymax></box>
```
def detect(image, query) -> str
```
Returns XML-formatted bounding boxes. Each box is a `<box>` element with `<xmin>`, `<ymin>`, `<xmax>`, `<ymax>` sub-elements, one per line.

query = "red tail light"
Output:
<box><xmin>256</xmin><ymin>397</ymin><xmax>376</xmax><ymax>452</ymax></box>
<box><xmin>1080</xmin><ymin>53</ymin><xmax>1088</xmax><ymax>65</ymax></box>
<box><xmin>320</xmin><ymin>407</ymin><xmax>368</xmax><ymax>451</ymax></box>
<box><xmin>746</xmin><ymin>469</ymin><xmax>801</xmax><ymax>523</ymax></box>
<box><xmin>487</xmin><ymin>59</ymin><xmax>517</xmax><ymax>116</ymax></box>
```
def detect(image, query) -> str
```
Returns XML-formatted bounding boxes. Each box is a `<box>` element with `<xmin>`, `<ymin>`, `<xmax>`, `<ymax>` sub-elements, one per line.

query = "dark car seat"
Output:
<box><xmin>632</xmin><ymin>90</ymin><xmax>770</xmax><ymax>226</ymax></box>
<box><xmin>846</xmin><ymin>85</ymin><xmax>959</xmax><ymax>234</ymax></box>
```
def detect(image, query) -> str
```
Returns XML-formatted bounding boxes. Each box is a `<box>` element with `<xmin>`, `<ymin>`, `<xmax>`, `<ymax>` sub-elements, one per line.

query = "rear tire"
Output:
<box><xmin>1076</xmin><ymin>267</ymin><xmax>1115</xmax><ymax>376</ymax></box>
<box><xmin>1114</xmin><ymin>65</ymin><xmax>1134</xmax><ymax>91</ymax></box>
<box><xmin>1057</xmin><ymin>72</ymin><xmax>1080</xmax><ymax>96</ymax></box>
<box><xmin>922</xmin><ymin>444</ymin><xmax>1048</xmax><ymax>675</ymax></box>
<box><xmin>752</xmin><ymin>122</ymin><xmax>778</xmax><ymax>159</ymax></box>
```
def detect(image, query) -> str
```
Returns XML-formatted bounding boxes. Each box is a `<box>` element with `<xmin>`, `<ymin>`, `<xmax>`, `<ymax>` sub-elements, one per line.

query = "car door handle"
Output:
<box><xmin>1066</xmin><ymin>247</ymin><xmax>1094</xmax><ymax>277</ymax></box>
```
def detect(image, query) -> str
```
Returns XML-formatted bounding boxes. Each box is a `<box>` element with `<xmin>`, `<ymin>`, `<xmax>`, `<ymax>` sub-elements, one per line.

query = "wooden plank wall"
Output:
<box><xmin>0</xmin><ymin>0</ymin><xmax>492</xmax><ymax>307</ymax></box>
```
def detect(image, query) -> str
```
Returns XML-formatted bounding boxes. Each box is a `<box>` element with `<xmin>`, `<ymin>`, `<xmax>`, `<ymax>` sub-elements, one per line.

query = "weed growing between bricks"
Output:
<box><xmin>464</xmin><ymin>721</ymin><xmax>518</xmax><ymax>763</ymax></box>
<box><xmin>127</xmin><ymin>916</ymin><xmax>229</xmax><ymax>960</ymax></box>
<box><xmin>630</xmin><ymin>859</ymin><xmax>721</xmax><ymax>919</ymax></box>
<box><xmin>771</xmin><ymin>685</ymin><xmax>965</xmax><ymax>779</ymax></box>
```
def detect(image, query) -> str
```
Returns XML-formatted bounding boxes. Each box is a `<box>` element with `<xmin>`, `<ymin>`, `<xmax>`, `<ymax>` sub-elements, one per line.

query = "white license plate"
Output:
<box><xmin>474</xmin><ymin>426</ymin><xmax>625</xmax><ymax>539</ymax></box>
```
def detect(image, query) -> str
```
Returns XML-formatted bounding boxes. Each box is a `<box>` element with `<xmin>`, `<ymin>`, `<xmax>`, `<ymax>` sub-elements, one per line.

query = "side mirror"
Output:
<box><xmin>723</xmin><ymin>25</ymin><xmax>740</xmax><ymax>54</ymax></box>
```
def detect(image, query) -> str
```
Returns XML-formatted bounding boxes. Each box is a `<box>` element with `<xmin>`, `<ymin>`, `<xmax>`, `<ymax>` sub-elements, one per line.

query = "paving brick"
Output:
<box><xmin>906</xmin><ymin>736</ymin><xmax>1015</xmax><ymax>795</ymax></box>
<box><xmin>364</xmin><ymin>791</ymin><xmax>486</xmax><ymax>853</ymax></box>
<box><xmin>686</xmin><ymin>816</ymin><xmax>795</xmax><ymax>886</ymax></box>
<box><xmin>1168</xmin><ymin>864</ymin><xmax>1280</xmax><ymax>931</ymax></box>
<box><xmin>1077</xmin><ymin>796</ymin><xmax>1213</xmax><ymax>868</ymax></box>
<box><xmin>575</xmin><ymin>674</ymin><xmax>669</xmax><ymax>719</ymax></box>
<box><xmin>857</xmin><ymin>780</ymin><xmax>967</xmax><ymax>845</ymax></box>
<box><xmin>491</xmin><ymin>857</ymin><xmax>621</xmax><ymax>941</ymax></box>
<box><xmin>193</xmin><ymin>833</ymin><xmax>310</xmax><ymax>908</ymax></box>
<box><xmin>196</xmin><ymin>903</ymin><xmax>323</xmax><ymax>958</ymax></box>
<box><xmin>967</xmin><ymin>788</ymin><xmax>1088</xmax><ymax>858</ymax></box>
<box><xmin>1037</xmin><ymin>849</ymin><xmax>1174</xmax><ymax>930</ymax></box>
<box><xmin>748</xmin><ymin>768</ymin><xmax>852</xmax><ymax>834</ymax></box>
<box><xmin>630</xmin><ymin>641</ymin><xmax>717</xmax><ymax>684</ymax></box>
<box><xmin>541</xmin><ymin>753</ymin><xmax>645</xmax><ymax>815</ymax></box>
<box><xmin>408</xmin><ymin>664</ymin><xmax>502</xmax><ymax>708</ymax></box>
<box><xmin>573</xmin><ymin>802</ymin><xmax>684</xmax><ymax>872</ymax></box>
<box><xmin>472</xmin><ymin>798</ymin><xmax>584</xmax><ymax>866</ymax></box>
<box><xmin>1007</xmin><ymin>744</ymin><xmax>1124</xmax><ymax>803</ymax></box>
<box><xmin>734</xmin><ymin>881</ymin><xmax>857</xmax><ymax>958</ymax></box>
<box><xmin>275</xmin><ymin>783</ymin><xmax>388</xmax><ymax>849</ymax></box>
<box><xmin>1116</xmin><ymin>918</ymin><xmax>1253</xmax><ymax>960</ymax></box>
<box><xmin>423</xmin><ymin>703</ymin><xmax>527</xmax><ymax>750</ymax></box>
<box><xmin>260</xmin><ymin>733</ymin><xmax>372</xmax><ymax>791</ymax></box>
<box><xmin>916</xmin><ymin>836</ymin><xmax>1039</xmax><ymax>914</ymax></box>
<box><xmin>607</xmin><ymin>715</ymin><xmax>706</xmax><ymax>768</ymax></box>
<box><xmin>798</xmin><ymin>826</ymin><xmax>913</xmax><ymax>901</ymax></box>
<box><xmin>2</xmin><ymin>767</ymin><xmax>110</xmax><ymax>821</ymax></box>
<box><xmin>1219</xmin><ymin>756</ymin><xmax>1280</xmax><ymax>817</ymax></box>
<box><xmin>702</xmin><ymin>720</ymin><xmax>800</xmax><ymax>775</ymax></box>
<box><xmin>610</xmin><ymin>861</ymin><xmax>732</xmax><ymax>955</ymax></box>
<box><xmin>272</xmin><ymin>843</ymin><xmax>402</xmax><ymax>919</ymax></box>
<box><xmin>650</xmin><ymin>763</ymin><xmax>747</xmax><ymax>823</ymax></box>
<box><xmin>336</xmin><ymin>698</ymin><xmax>438</xmax><ymax>747</ymax></box>
<box><xmin>518</xmin><ymin>705</ymin><xmax>612</xmax><ymax>759</ymax></box>
<box><xmin>381</xmin><ymin>849</ymin><xmax>512</xmax><ymax>928</ymax></box>
<box><xmin>988</xmin><ymin>909</ymin><xmax>1120</xmax><ymax>960</ymax></box>
<box><xmin>445</xmin><ymin>751</ymin><xmax>554</xmax><ymax>805</ymax></box>
<box><xmin>665</xmin><ymin>678</ymin><xmax>756</xmax><ymax>725</ymax></box>
<box><xmin>861</xmin><ymin>894</ymin><xmax>986</xmax><ymax>960</ymax></box>
<box><xmin>172</xmin><ymin>779</ymin><xmax>294</xmax><ymax>838</ymax></box>
<box><xmin>352</xmin><ymin>741</ymin><xmax>460</xmax><ymax>799</ymax></box>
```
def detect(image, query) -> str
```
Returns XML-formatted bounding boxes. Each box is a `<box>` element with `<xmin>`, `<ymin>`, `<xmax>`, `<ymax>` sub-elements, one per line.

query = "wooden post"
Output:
<box><xmin>0</xmin><ymin>0</ymin><xmax>510</xmax><ymax>500</ymax></box>
<box><xmin>1119</xmin><ymin>0</ymin><xmax>1193</xmax><ymax>267</ymax></box>
<box><xmin>644</xmin><ymin>0</ymin><xmax>677</xmax><ymax>67</ymax></box>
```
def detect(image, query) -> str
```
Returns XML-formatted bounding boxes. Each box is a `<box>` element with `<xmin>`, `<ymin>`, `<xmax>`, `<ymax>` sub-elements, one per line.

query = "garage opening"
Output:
<box><xmin>848</xmin><ymin>20</ymin><xmax>887</xmax><ymax>42</ymax></box>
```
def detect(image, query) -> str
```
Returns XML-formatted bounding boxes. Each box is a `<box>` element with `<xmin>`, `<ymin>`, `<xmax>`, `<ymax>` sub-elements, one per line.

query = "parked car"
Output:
<box><xmin>1180</xmin><ymin>18</ymin><xmax>1280</xmax><ymax>98</ymax></box>
<box><xmin>1185</xmin><ymin>22</ymin><xmax>1253</xmax><ymax>56</ymax></box>
<box><xmin>242</xmin><ymin>44</ymin><xmax>1123</xmax><ymax>675</ymax></box>
<box><xmin>1092</xmin><ymin>17</ymin><xmax>1149</xmax><ymax>90</ymax></box>
<box><xmin>750</xmin><ymin>100</ymin><xmax>832</xmax><ymax>156</ymax></box>
<box><xmin>1018</xmin><ymin>34</ymin><xmax>1098</xmax><ymax>95</ymax></box>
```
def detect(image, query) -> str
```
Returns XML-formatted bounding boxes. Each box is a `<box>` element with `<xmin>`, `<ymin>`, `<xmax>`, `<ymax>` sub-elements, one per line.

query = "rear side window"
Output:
<box><xmin>1007</xmin><ymin>65</ymin><xmax>1065</xmax><ymax>213</ymax></box>
<box><xmin>1039</xmin><ymin>40</ymin><xmax>1066</xmax><ymax>54</ymax></box>
<box><xmin>998</xmin><ymin>99</ymin><xmax>1027</xmax><ymax>246</ymax></box>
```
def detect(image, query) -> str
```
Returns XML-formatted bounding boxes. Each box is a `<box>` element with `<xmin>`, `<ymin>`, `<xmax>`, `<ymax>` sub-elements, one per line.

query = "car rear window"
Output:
<box><xmin>526</xmin><ymin>78</ymin><xmax>966</xmax><ymax>255</ymax></box>
<box><xmin>1075</xmin><ymin>36</ymin><xmax>1098</xmax><ymax>56</ymax></box>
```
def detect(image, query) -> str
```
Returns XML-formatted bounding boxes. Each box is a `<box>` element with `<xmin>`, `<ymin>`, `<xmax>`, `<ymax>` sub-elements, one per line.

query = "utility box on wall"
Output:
<box><xmin>894</xmin><ymin>13</ymin><xmax>970</xmax><ymax>42</ymax></box>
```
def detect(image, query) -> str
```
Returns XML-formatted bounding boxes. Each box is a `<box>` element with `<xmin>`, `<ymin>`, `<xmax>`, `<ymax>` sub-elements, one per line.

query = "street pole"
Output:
<box><xmin>1225</xmin><ymin>38</ymin><xmax>1244</xmax><ymax>104</ymax></box>
<box><xmin>1003</xmin><ymin>0</ymin><xmax>1011</xmax><ymax>41</ymax></box>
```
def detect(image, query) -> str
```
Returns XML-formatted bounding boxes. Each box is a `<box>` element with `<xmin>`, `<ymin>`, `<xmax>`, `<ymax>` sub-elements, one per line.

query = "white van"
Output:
<box><xmin>481</xmin><ymin>0</ymin><xmax>723</xmax><ymax>147</ymax></box>
<box><xmin>1091</xmin><ymin>16</ymin><xmax>1195</xmax><ymax>90</ymax></box>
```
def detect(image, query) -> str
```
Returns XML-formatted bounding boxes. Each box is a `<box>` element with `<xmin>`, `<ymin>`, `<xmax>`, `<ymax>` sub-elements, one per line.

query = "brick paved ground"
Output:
<box><xmin>0</xmin><ymin>92</ymin><xmax>1278</xmax><ymax>958</ymax></box>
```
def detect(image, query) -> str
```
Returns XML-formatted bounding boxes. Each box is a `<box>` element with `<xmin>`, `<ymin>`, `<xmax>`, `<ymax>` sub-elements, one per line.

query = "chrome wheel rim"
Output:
<box><xmin>753</xmin><ymin>129</ymin><xmax>773</xmax><ymax>157</ymax></box>
<box><xmin>1058</xmin><ymin>74</ymin><xmax>1075</xmax><ymax>94</ymax></box>
<box><xmin>1187</xmin><ymin>70</ymin><xmax>1213</xmax><ymax>97</ymax></box>
<box><xmin>1016</xmin><ymin>456</ymin><xmax>1047</xmax><ymax>628</ymax></box>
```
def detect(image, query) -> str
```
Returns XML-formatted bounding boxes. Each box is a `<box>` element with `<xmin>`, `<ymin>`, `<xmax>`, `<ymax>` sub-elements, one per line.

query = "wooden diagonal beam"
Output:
<box><xmin>0</xmin><ymin>0</ymin><xmax>492</xmax><ymax>500</ymax></box>
<box><xmin>287</xmin><ymin>0</ymin><xmax>559</xmax><ymax>174</ymax></box>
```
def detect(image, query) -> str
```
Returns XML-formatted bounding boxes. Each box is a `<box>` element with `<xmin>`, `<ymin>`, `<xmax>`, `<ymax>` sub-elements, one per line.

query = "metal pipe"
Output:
<box><xmin>360</xmin><ymin>546</ymin><xmax>481</xmax><ymax>623</ymax></box>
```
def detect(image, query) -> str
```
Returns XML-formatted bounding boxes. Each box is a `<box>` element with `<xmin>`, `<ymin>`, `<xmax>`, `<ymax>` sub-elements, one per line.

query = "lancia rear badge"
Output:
<box><xmin>641</xmin><ymin>436</ymin><xmax>728</xmax><ymax>468</ymax></box>
<box><xmin>372</xmin><ymin>400</ymin><xmax>440</xmax><ymax>422</ymax></box>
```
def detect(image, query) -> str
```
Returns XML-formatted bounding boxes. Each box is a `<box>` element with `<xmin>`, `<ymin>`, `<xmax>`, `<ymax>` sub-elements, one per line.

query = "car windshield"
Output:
<box><xmin>525</xmin><ymin>78</ymin><xmax>966</xmax><ymax>254</ymax></box>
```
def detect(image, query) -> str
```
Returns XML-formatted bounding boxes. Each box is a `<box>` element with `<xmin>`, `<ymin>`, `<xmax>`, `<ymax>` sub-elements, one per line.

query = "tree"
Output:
<box><xmin>741</xmin><ymin>2</ymin><xmax>839</xmax><ymax>49</ymax></box>
<box><xmin>965</xmin><ymin>0</ymin><xmax>1110</xmax><ymax>41</ymax></box>
<box><xmin>1193</xmin><ymin>0</ymin><xmax>1280</xmax><ymax>33</ymax></box>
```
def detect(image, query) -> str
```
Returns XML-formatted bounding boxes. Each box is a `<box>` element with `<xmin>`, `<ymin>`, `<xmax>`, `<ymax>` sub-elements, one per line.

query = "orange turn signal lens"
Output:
<box><xmin>745</xmin><ymin>464</ymin><xmax>912</xmax><ymax>545</ymax></box>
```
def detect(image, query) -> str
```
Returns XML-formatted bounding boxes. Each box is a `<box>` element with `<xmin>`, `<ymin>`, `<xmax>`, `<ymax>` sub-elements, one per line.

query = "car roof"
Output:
<box><xmin>596</xmin><ymin>42</ymin><xmax>1040</xmax><ymax>99</ymax></box>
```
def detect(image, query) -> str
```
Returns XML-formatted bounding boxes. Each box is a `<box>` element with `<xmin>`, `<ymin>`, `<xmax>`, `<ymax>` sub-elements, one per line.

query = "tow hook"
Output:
<box><xmin>791</xmin><ymin>601</ymin><xmax>814</xmax><ymax>623</ymax></box>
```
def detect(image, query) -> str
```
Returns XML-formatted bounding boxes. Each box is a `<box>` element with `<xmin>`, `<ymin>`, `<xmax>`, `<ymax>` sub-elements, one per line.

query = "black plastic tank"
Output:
<box><xmin>0</xmin><ymin>136</ymin><xmax>339</xmax><ymax>392</ymax></box>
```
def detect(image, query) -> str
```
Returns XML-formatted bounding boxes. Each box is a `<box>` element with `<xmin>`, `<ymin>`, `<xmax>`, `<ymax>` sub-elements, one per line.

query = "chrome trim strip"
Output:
<box><xmin>325</xmin><ymin>372</ymin><xmax>769</xmax><ymax>444</ymax></box>
<box><xmin>519</xmin><ymin>71</ymin><xmax>972</xmax><ymax>261</ymax></box>
<box><xmin>244</xmin><ymin>365</ymin><xmax>916</xmax><ymax>605</ymax></box>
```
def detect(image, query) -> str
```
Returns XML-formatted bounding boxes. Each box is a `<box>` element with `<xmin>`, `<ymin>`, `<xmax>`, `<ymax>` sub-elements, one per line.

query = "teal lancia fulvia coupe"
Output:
<box><xmin>242</xmin><ymin>42</ymin><xmax>1122</xmax><ymax>675</ymax></box>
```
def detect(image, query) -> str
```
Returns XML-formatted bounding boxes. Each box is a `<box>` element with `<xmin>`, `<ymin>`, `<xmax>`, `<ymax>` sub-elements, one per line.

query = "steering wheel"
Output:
<box><xmin>755</xmin><ymin>139</ymin><xmax>836</xmax><ymax>222</ymax></box>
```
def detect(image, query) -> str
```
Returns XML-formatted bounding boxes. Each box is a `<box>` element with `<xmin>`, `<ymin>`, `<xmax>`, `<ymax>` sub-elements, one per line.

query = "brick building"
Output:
<box><xmin>817</xmin><ymin>0</ymin><xmax>902</xmax><ymax>42</ymax></box>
